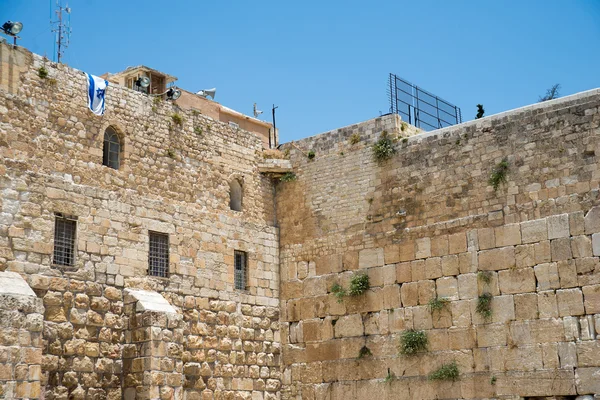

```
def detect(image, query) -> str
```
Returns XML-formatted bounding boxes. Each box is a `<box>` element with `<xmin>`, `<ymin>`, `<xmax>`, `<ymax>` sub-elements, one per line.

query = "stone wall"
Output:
<box><xmin>277</xmin><ymin>91</ymin><xmax>600</xmax><ymax>399</ymax></box>
<box><xmin>0</xmin><ymin>271</ymin><xmax>44</xmax><ymax>399</ymax></box>
<box><xmin>0</xmin><ymin>43</ymin><xmax>280</xmax><ymax>399</ymax></box>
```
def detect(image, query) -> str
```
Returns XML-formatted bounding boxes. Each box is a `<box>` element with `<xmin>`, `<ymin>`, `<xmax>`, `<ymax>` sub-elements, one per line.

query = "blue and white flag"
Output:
<box><xmin>86</xmin><ymin>73</ymin><xmax>108</xmax><ymax>116</ymax></box>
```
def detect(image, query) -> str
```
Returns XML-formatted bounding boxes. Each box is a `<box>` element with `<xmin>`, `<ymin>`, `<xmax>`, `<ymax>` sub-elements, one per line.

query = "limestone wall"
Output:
<box><xmin>0</xmin><ymin>272</ymin><xmax>44</xmax><ymax>399</ymax></box>
<box><xmin>277</xmin><ymin>91</ymin><xmax>600</xmax><ymax>399</ymax></box>
<box><xmin>0</xmin><ymin>43</ymin><xmax>280</xmax><ymax>400</ymax></box>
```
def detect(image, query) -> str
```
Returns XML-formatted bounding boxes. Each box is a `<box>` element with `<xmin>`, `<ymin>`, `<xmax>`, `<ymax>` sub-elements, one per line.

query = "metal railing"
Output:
<box><xmin>388</xmin><ymin>73</ymin><xmax>462</xmax><ymax>131</ymax></box>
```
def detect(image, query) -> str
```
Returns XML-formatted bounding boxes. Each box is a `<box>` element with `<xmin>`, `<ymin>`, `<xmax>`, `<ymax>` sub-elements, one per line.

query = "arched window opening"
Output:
<box><xmin>230</xmin><ymin>179</ymin><xmax>243</xmax><ymax>211</ymax></box>
<box><xmin>103</xmin><ymin>127</ymin><xmax>120</xmax><ymax>169</ymax></box>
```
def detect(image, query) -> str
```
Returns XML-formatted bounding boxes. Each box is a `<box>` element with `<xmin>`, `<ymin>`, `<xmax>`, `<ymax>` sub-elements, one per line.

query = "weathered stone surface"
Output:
<box><xmin>478</xmin><ymin>247</ymin><xmax>516</xmax><ymax>271</ymax></box>
<box><xmin>358</xmin><ymin>248</ymin><xmax>384</xmax><ymax>269</ymax></box>
<box><xmin>556</xmin><ymin>289</ymin><xmax>585</xmax><ymax>316</ymax></box>
<box><xmin>521</xmin><ymin>219</ymin><xmax>548</xmax><ymax>244</ymax></box>
<box><xmin>498</xmin><ymin>268</ymin><xmax>536</xmax><ymax>294</ymax></box>
<box><xmin>547</xmin><ymin>214</ymin><xmax>570</xmax><ymax>239</ymax></box>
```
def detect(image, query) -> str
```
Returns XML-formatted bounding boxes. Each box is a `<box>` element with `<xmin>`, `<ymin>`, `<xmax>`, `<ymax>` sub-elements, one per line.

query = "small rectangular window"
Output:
<box><xmin>53</xmin><ymin>214</ymin><xmax>77</xmax><ymax>266</ymax></box>
<box><xmin>148</xmin><ymin>231</ymin><xmax>169</xmax><ymax>277</ymax></box>
<box><xmin>234</xmin><ymin>250</ymin><xmax>247</xmax><ymax>290</ymax></box>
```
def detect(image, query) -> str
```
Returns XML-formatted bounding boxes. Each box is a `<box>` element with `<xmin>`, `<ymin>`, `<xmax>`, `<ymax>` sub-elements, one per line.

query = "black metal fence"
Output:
<box><xmin>388</xmin><ymin>73</ymin><xmax>462</xmax><ymax>131</ymax></box>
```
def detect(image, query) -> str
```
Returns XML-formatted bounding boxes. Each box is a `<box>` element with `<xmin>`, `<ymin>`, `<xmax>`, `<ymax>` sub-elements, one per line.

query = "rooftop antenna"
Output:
<box><xmin>253</xmin><ymin>103</ymin><xmax>263</xmax><ymax>118</ymax></box>
<box><xmin>51</xmin><ymin>0</ymin><xmax>71</xmax><ymax>63</ymax></box>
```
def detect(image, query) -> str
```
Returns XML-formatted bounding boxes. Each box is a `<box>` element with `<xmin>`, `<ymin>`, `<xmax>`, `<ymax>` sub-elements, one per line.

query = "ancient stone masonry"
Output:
<box><xmin>0</xmin><ymin>42</ymin><xmax>280</xmax><ymax>399</ymax></box>
<box><xmin>277</xmin><ymin>90</ymin><xmax>600</xmax><ymax>399</ymax></box>
<box><xmin>1</xmin><ymin>40</ymin><xmax>600</xmax><ymax>400</ymax></box>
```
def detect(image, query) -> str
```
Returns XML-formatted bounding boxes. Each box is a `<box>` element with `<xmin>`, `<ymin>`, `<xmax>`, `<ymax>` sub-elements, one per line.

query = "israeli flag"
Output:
<box><xmin>86</xmin><ymin>73</ymin><xmax>108</xmax><ymax>116</ymax></box>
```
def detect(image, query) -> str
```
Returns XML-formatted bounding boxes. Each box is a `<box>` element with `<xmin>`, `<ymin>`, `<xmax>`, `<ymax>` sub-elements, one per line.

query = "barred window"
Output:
<box><xmin>234</xmin><ymin>250</ymin><xmax>247</xmax><ymax>290</ymax></box>
<box><xmin>53</xmin><ymin>214</ymin><xmax>77</xmax><ymax>266</ymax></box>
<box><xmin>103</xmin><ymin>126</ymin><xmax>120</xmax><ymax>169</ymax></box>
<box><xmin>148</xmin><ymin>231</ymin><xmax>169</xmax><ymax>277</ymax></box>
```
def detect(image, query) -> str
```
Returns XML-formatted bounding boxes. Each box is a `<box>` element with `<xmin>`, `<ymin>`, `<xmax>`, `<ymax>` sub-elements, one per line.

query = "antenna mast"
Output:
<box><xmin>51</xmin><ymin>0</ymin><xmax>71</xmax><ymax>63</ymax></box>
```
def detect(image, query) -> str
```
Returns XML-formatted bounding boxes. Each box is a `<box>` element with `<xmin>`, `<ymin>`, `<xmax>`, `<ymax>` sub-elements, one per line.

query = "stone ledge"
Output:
<box><xmin>0</xmin><ymin>271</ymin><xmax>36</xmax><ymax>297</ymax></box>
<box><xmin>258</xmin><ymin>159</ymin><xmax>293</xmax><ymax>175</ymax></box>
<box><xmin>124</xmin><ymin>288</ymin><xmax>177</xmax><ymax>314</ymax></box>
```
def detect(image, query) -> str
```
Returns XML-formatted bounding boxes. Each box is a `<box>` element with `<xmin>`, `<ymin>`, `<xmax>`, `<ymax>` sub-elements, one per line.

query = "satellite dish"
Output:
<box><xmin>136</xmin><ymin>76</ymin><xmax>150</xmax><ymax>88</ymax></box>
<box><xmin>197</xmin><ymin>88</ymin><xmax>216</xmax><ymax>99</ymax></box>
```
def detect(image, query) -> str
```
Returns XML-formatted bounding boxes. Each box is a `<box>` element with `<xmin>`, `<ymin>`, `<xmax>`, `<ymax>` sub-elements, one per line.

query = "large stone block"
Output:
<box><xmin>521</xmin><ymin>218</ymin><xmax>548</xmax><ymax>244</ymax></box>
<box><xmin>575</xmin><ymin>367</ymin><xmax>600</xmax><ymax>395</ymax></box>
<box><xmin>477</xmin><ymin>228</ymin><xmax>495</xmax><ymax>250</ymax></box>
<box><xmin>537</xmin><ymin>291</ymin><xmax>559</xmax><ymax>318</ymax></box>
<box><xmin>551</xmin><ymin>237</ymin><xmax>573</xmax><ymax>261</ymax></box>
<box><xmin>572</xmin><ymin>235</ymin><xmax>593</xmax><ymax>258</ymax></box>
<box><xmin>383</xmin><ymin>244</ymin><xmax>400</xmax><ymax>265</ymax></box>
<box><xmin>478</xmin><ymin>247</ymin><xmax>515</xmax><ymax>271</ymax></box>
<box><xmin>358</xmin><ymin>248</ymin><xmax>384</xmax><ymax>269</ymax></box>
<box><xmin>584</xmin><ymin>206</ymin><xmax>600</xmax><ymax>234</ymax></box>
<box><xmin>396</xmin><ymin>262</ymin><xmax>412</xmax><ymax>283</ymax></box>
<box><xmin>495</xmin><ymin>223</ymin><xmax>522</xmax><ymax>247</ymax></box>
<box><xmin>457</xmin><ymin>273</ymin><xmax>477</xmax><ymax>300</ymax></box>
<box><xmin>436</xmin><ymin>277</ymin><xmax>458</xmax><ymax>301</ymax></box>
<box><xmin>441</xmin><ymin>255</ymin><xmax>459</xmax><ymax>276</ymax></box>
<box><xmin>582</xmin><ymin>284</ymin><xmax>600</xmax><ymax>314</ymax></box>
<box><xmin>498</xmin><ymin>268</ymin><xmax>535</xmax><ymax>294</ymax></box>
<box><xmin>514</xmin><ymin>293</ymin><xmax>538</xmax><ymax>320</ymax></box>
<box><xmin>400</xmin><ymin>282</ymin><xmax>418</xmax><ymax>307</ymax></box>
<box><xmin>448</xmin><ymin>232</ymin><xmax>467</xmax><ymax>254</ymax></box>
<box><xmin>423</xmin><ymin>257</ymin><xmax>442</xmax><ymax>280</ymax></box>
<box><xmin>451</xmin><ymin>300</ymin><xmax>472</xmax><ymax>327</ymax></box>
<box><xmin>333</xmin><ymin>314</ymin><xmax>363</xmax><ymax>338</ymax></box>
<box><xmin>556</xmin><ymin>288</ymin><xmax>585</xmax><ymax>317</ymax></box>
<box><xmin>430</xmin><ymin>236</ymin><xmax>448</xmax><ymax>257</ymax></box>
<box><xmin>533</xmin><ymin>262</ymin><xmax>560</xmax><ymax>290</ymax></box>
<box><xmin>547</xmin><ymin>213</ymin><xmax>570</xmax><ymax>239</ymax></box>
<box><xmin>399</xmin><ymin>240</ymin><xmax>415</xmax><ymax>262</ymax></box>
<box><xmin>415</xmin><ymin>238</ymin><xmax>431</xmax><ymax>259</ymax></box>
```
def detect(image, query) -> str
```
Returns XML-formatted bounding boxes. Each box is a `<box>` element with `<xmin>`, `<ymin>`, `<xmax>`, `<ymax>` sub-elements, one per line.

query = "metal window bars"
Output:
<box><xmin>388</xmin><ymin>73</ymin><xmax>462</xmax><ymax>131</ymax></box>
<box><xmin>148</xmin><ymin>231</ymin><xmax>169</xmax><ymax>277</ymax></box>
<box><xmin>53</xmin><ymin>214</ymin><xmax>77</xmax><ymax>266</ymax></box>
<box><xmin>234</xmin><ymin>250</ymin><xmax>247</xmax><ymax>290</ymax></box>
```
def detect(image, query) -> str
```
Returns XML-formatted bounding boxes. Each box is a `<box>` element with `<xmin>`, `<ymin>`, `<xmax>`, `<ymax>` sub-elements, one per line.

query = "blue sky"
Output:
<box><xmin>2</xmin><ymin>1</ymin><xmax>599</xmax><ymax>142</ymax></box>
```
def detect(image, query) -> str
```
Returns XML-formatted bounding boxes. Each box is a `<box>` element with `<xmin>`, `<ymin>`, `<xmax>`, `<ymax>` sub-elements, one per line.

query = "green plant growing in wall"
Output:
<box><xmin>153</xmin><ymin>96</ymin><xmax>162</xmax><ymax>105</ymax></box>
<box><xmin>478</xmin><ymin>271</ymin><xmax>493</xmax><ymax>285</ymax></box>
<box><xmin>194</xmin><ymin>127</ymin><xmax>203</xmax><ymax>135</ymax></box>
<box><xmin>384</xmin><ymin>369</ymin><xmax>394</xmax><ymax>383</ymax></box>
<box><xmin>349</xmin><ymin>132</ymin><xmax>361</xmax><ymax>145</ymax></box>
<box><xmin>399</xmin><ymin>329</ymin><xmax>428</xmax><ymax>356</ymax></box>
<box><xmin>400</xmin><ymin>121</ymin><xmax>408</xmax><ymax>132</ymax></box>
<box><xmin>476</xmin><ymin>293</ymin><xmax>493</xmax><ymax>320</ymax></box>
<box><xmin>279</xmin><ymin>172</ymin><xmax>297</xmax><ymax>182</ymax></box>
<box><xmin>372</xmin><ymin>131</ymin><xmax>396</xmax><ymax>163</ymax></box>
<box><xmin>171</xmin><ymin>113</ymin><xmax>183</xmax><ymax>126</ymax></box>
<box><xmin>489</xmin><ymin>158</ymin><xmax>509</xmax><ymax>191</ymax></box>
<box><xmin>357</xmin><ymin>346</ymin><xmax>372</xmax><ymax>359</ymax></box>
<box><xmin>402</xmin><ymin>137</ymin><xmax>408</xmax><ymax>144</ymax></box>
<box><xmin>167</xmin><ymin>149</ymin><xmax>176</xmax><ymax>159</ymax></box>
<box><xmin>348</xmin><ymin>273</ymin><xmax>369</xmax><ymax>296</ymax></box>
<box><xmin>428</xmin><ymin>297</ymin><xmax>450</xmax><ymax>313</ymax></box>
<box><xmin>331</xmin><ymin>283</ymin><xmax>347</xmax><ymax>303</ymax></box>
<box><xmin>475</xmin><ymin>104</ymin><xmax>485</xmax><ymax>119</ymax></box>
<box><xmin>490</xmin><ymin>375</ymin><xmax>497</xmax><ymax>385</ymax></box>
<box><xmin>307</xmin><ymin>150</ymin><xmax>315</xmax><ymax>160</ymax></box>
<box><xmin>429</xmin><ymin>361</ymin><xmax>460</xmax><ymax>381</ymax></box>
<box><xmin>38</xmin><ymin>66</ymin><xmax>48</xmax><ymax>79</ymax></box>
<box><xmin>330</xmin><ymin>273</ymin><xmax>369</xmax><ymax>303</ymax></box>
